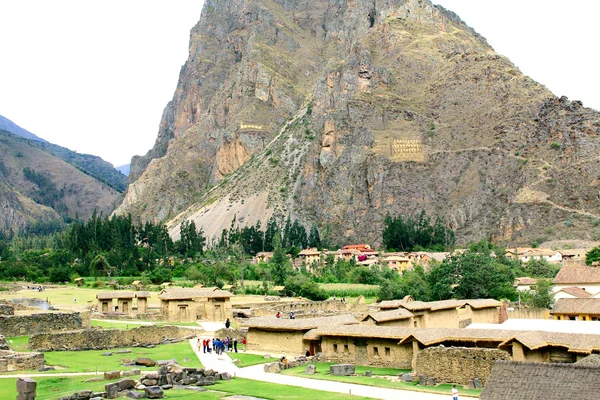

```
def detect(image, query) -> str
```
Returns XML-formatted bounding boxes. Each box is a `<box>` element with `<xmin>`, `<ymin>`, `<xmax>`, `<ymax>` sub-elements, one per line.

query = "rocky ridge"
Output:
<box><xmin>117</xmin><ymin>0</ymin><xmax>600</xmax><ymax>245</ymax></box>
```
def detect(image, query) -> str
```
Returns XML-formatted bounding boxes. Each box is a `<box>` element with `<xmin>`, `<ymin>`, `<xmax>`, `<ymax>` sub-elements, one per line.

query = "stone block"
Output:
<box><xmin>401</xmin><ymin>373</ymin><xmax>412</xmax><ymax>382</ymax></box>
<box><xmin>142</xmin><ymin>379</ymin><xmax>158</xmax><ymax>386</ymax></box>
<box><xmin>161</xmin><ymin>384</ymin><xmax>173</xmax><ymax>390</ymax></box>
<box><xmin>91</xmin><ymin>392</ymin><xmax>105</xmax><ymax>398</ymax></box>
<box><xmin>305</xmin><ymin>364</ymin><xmax>316</xmax><ymax>375</ymax></box>
<box><xmin>203</xmin><ymin>369</ymin><xmax>214</xmax><ymax>376</ymax></box>
<box><xmin>144</xmin><ymin>386</ymin><xmax>164</xmax><ymax>399</ymax></box>
<box><xmin>329</xmin><ymin>364</ymin><xmax>355</xmax><ymax>376</ymax></box>
<box><xmin>136</xmin><ymin>358</ymin><xmax>156</xmax><ymax>367</ymax></box>
<box><xmin>105</xmin><ymin>382</ymin><xmax>119</xmax><ymax>399</ymax></box>
<box><xmin>418</xmin><ymin>375</ymin><xmax>426</xmax><ymax>386</ymax></box>
<box><xmin>427</xmin><ymin>377</ymin><xmax>436</xmax><ymax>386</ymax></box>
<box><xmin>118</xmin><ymin>378</ymin><xmax>137</xmax><ymax>390</ymax></box>
<box><xmin>104</xmin><ymin>370</ymin><xmax>121</xmax><ymax>380</ymax></box>
<box><xmin>264</xmin><ymin>363</ymin><xmax>280</xmax><ymax>374</ymax></box>
<box><xmin>221</xmin><ymin>372</ymin><xmax>232</xmax><ymax>380</ymax></box>
<box><xmin>75</xmin><ymin>390</ymin><xmax>93</xmax><ymax>399</ymax></box>
<box><xmin>17</xmin><ymin>377</ymin><xmax>37</xmax><ymax>394</ymax></box>
<box><xmin>16</xmin><ymin>393</ymin><xmax>36</xmax><ymax>400</ymax></box>
<box><xmin>205</xmin><ymin>376</ymin><xmax>216</xmax><ymax>383</ymax></box>
<box><xmin>473</xmin><ymin>378</ymin><xmax>482</xmax><ymax>389</ymax></box>
<box><xmin>102</xmin><ymin>352</ymin><xmax>113</xmax><ymax>356</ymax></box>
<box><xmin>364</xmin><ymin>371</ymin><xmax>372</xmax><ymax>377</ymax></box>
<box><xmin>84</xmin><ymin>377</ymin><xmax>104</xmax><ymax>383</ymax></box>
<box><xmin>127</xmin><ymin>391</ymin><xmax>146</xmax><ymax>399</ymax></box>
<box><xmin>467</xmin><ymin>379</ymin><xmax>475</xmax><ymax>389</ymax></box>
<box><xmin>116</xmin><ymin>349</ymin><xmax>132</xmax><ymax>354</ymax></box>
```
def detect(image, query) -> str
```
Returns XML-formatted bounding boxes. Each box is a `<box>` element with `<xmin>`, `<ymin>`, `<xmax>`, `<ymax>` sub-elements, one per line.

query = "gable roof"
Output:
<box><xmin>552</xmin><ymin>298</ymin><xmax>600</xmax><ymax>315</ymax></box>
<box><xmin>96</xmin><ymin>291</ymin><xmax>135</xmax><ymax>300</ymax></box>
<box><xmin>553</xmin><ymin>264</ymin><xmax>600</xmax><ymax>284</ymax></box>
<box><xmin>399</xmin><ymin>328</ymin><xmax>512</xmax><ymax>346</ymax></box>
<box><xmin>557</xmin><ymin>286</ymin><xmax>592</xmax><ymax>298</ymax></box>
<box><xmin>158</xmin><ymin>288</ymin><xmax>232</xmax><ymax>300</ymax></box>
<box><xmin>481</xmin><ymin>361</ymin><xmax>600</xmax><ymax>400</ymax></box>
<box><xmin>307</xmin><ymin>324</ymin><xmax>416</xmax><ymax>341</ymax></box>
<box><xmin>244</xmin><ymin>314</ymin><xmax>357</xmax><ymax>331</ymax></box>
<box><xmin>378</xmin><ymin>298</ymin><xmax>500</xmax><ymax>312</ymax></box>
<box><xmin>135</xmin><ymin>291</ymin><xmax>151</xmax><ymax>298</ymax></box>
<box><xmin>360</xmin><ymin>308</ymin><xmax>414</xmax><ymax>323</ymax></box>
<box><xmin>498</xmin><ymin>330</ymin><xmax>600</xmax><ymax>354</ymax></box>
<box><xmin>515</xmin><ymin>277</ymin><xmax>537</xmax><ymax>286</ymax></box>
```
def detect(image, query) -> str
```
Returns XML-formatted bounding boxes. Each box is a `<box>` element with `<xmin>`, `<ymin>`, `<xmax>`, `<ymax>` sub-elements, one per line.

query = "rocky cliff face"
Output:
<box><xmin>117</xmin><ymin>0</ymin><xmax>600</xmax><ymax>245</ymax></box>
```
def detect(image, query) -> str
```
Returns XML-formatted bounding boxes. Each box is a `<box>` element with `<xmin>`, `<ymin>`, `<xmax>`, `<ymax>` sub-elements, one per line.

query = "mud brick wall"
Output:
<box><xmin>415</xmin><ymin>346</ymin><xmax>510</xmax><ymax>385</ymax></box>
<box><xmin>29</xmin><ymin>325</ymin><xmax>198</xmax><ymax>351</ymax></box>
<box><xmin>0</xmin><ymin>312</ymin><xmax>90</xmax><ymax>337</ymax></box>
<box><xmin>0</xmin><ymin>350</ymin><xmax>44</xmax><ymax>372</ymax></box>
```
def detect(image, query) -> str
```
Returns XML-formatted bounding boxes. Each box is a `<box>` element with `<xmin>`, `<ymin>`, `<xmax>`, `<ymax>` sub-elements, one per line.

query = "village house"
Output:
<box><xmin>553</xmin><ymin>263</ymin><xmax>600</xmax><ymax>296</ymax></box>
<box><xmin>506</xmin><ymin>248</ymin><xmax>563</xmax><ymax>264</ymax></box>
<box><xmin>158</xmin><ymin>288</ymin><xmax>233</xmax><ymax>322</ymax></box>
<box><xmin>514</xmin><ymin>277</ymin><xmax>537</xmax><ymax>291</ymax></box>
<box><xmin>382</xmin><ymin>254</ymin><xmax>411</xmax><ymax>273</ymax></box>
<box><xmin>559</xmin><ymin>248</ymin><xmax>589</xmax><ymax>263</ymax></box>
<box><xmin>253</xmin><ymin>252</ymin><xmax>274</xmax><ymax>264</ymax></box>
<box><xmin>553</xmin><ymin>286</ymin><xmax>593</xmax><ymax>300</ymax></box>
<box><xmin>244</xmin><ymin>314</ymin><xmax>357</xmax><ymax>356</ymax></box>
<box><xmin>296</xmin><ymin>248</ymin><xmax>322</xmax><ymax>271</ymax></box>
<box><xmin>360</xmin><ymin>308</ymin><xmax>414</xmax><ymax>327</ymax></box>
<box><xmin>96</xmin><ymin>291</ymin><xmax>150</xmax><ymax>314</ymax></box>
<box><xmin>551</xmin><ymin>298</ymin><xmax>600</xmax><ymax>321</ymax></box>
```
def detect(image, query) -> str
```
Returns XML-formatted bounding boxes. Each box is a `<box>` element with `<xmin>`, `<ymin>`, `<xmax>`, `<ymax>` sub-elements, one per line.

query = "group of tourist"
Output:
<box><xmin>275</xmin><ymin>311</ymin><xmax>295</xmax><ymax>319</ymax></box>
<box><xmin>198</xmin><ymin>337</ymin><xmax>243</xmax><ymax>354</ymax></box>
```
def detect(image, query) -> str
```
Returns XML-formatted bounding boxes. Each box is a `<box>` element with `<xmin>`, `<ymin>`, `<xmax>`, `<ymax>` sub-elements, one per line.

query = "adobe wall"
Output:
<box><xmin>507</xmin><ymin>308</ymin><xmax>549</xmax><ymax>320</ymax></box>
<box><xmin>415</xmin><ymin>346</ymin><xmax>510</xmax><ymax>385</ymax></box>
<box><xmin>0</xmin><ymin>350</ymin><xmax>44</xmax><ymax>372</ymax></box>
<box><xmin>248</xmin><ymin>300</ymin><xmax>367</xmax><ymax>318</ymax></box>
<box><xmin>28</xmin><ymin>325</ymin><xmax>198</xmax><ymax>351</ymax></box>
<box><xmin>424</xmin><ymin>308</ymin><xmax>459</xmax><ymax>328</ymax></box>
<box><xmin>377</xmin><ymin>319</ymin><xmax>413</xmax><ymax>328</ymax></box>
<box><xmin>321</xmin><ymin>336</ymin><xmax>413</xmax><ymax>369</ymax></box>
<box><xmin>245</xmin><ymin>329</ymin><xmax>306</xmax><ymax>355</ymax></box>
<box><xmin>0</xmin><ymin>312</ymin><xmax>90</xmax><ymax>337</ymax></box>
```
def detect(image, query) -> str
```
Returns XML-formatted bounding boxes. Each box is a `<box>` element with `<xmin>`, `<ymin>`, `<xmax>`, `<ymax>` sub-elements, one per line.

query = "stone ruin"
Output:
<box><xmin>40</xmin><ymin>360</ymin><xmax>232</xmax><ymax>400</ymax></box>
<box><xmin>0</xmin><ymin>334</ymin><xmax>45</xmax><ymax>373</ymax></box>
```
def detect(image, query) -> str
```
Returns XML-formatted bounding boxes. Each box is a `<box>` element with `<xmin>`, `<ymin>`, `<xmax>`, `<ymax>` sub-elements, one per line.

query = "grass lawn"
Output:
<box><xmin>5</xmin><ymin>336</ymin><xmax>29</xmax><ymax>352</ymax></box>
<box><xmin>230</xmin><ymin>352</ymin><xmax>279</xmax><ymax>367</ymax></box>
<box><xmin>281</xmin><ymin>363</ymin><xmax>481</xmax><ymax>397</ymax></box>
<box><xmin>0</xmin><ymin>341</ymin><xmax>201</xmax><ymax>375</ymax></box>
<box><xmin>0</xmin><ymin>377</ymin><xmax>375</xmax><ymax>400</ymax></box>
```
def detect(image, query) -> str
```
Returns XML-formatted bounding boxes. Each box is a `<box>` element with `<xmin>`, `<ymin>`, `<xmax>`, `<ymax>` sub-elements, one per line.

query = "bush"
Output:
<box><xmin>149</xmin><ymin>267</ymin><xmax>173</xmax><ymax>285</ymax></box>
<box><xmin>551</xmin><ymin>141</ymin><xmax>561</xmax><ymax>149</ymax></box>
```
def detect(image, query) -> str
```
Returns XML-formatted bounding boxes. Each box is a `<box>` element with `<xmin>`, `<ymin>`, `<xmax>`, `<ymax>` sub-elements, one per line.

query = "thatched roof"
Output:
<box><xmin>360</xmin><ymin>308</ymin><xmax>414</xmax><ymax>323</ymax></box>
<box><xmin>515</xmin><ymin>277</ymin><xmax>537</xmax><ymax>286</ymax></box>
<box><xmin>575</xmin><ymin>354</ymin><xmax>600</xmax><ymax>366</ymax></box>
<box><xmin>557</xmin><ymin>286</ymin><xmax>592</xmax><ymax>298</ymax></box>
<box><xmin>158</xmin><ymin>288</ymin><xmax>232</xmax><ymax>300</ymax></box>
<box><xmin>377</xmin><ymin>298</ymin><xmax>500</xmax><ymax>312</ymax></box>
<box><xmin>554</xmin><ymin>264</ymin><xmax>600</xmax><ymax>284</ymax></box>
<box><xmin>481</xmin><ymin>361</ymin><xmax>600</xmax><ymax>400</ymax></box>
<box><xmin>272</xmin><ymin>286</ymin><xmax>285</xmax><ymax>291</ymax></box>
<box><xmin>552</xmin><ymin>298</ymin><xmax>600</xmax><ymax>315</ymax></box>
<box><xmin>245</xmin><ymin>314</ymin><xmax>357</xmax><ymax>331</ymax></box>
<box><xmin>306</xmin><ymin>324</ymin><xmax>415</xmax><ymax>341</ymax></box>
<box><xmin>135</xmin><ymin>291</ymin><xmax>151</xmax><ymax>298</ymax></box>
<box><xmin>96</xmin><ymin>291</ymin><xmax>135</xmax><ymax>300</ymax></box>
<box><xmin>399</xmin><ymin>328</ymin><xmax>512</xmax><ymax>346</ymax></box>
<box><xmin>498</xmin><ymin>330</ymin><xmax>600</xmax><ymax>354</ymax></box>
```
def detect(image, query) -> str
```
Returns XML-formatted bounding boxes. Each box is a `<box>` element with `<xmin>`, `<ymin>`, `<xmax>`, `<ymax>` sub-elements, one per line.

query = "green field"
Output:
<box><xmin>280</xmin><ymin>363</ymin><xmax>481</xmax><ymax>397</ymax></box>
<box><xmin>0</xmin><ymin>377</ymin><xmax>375</xmax><ymax>400</ymax></box>
<box><xmin>230</xmin><ymin>352</ymin><xmax>279</xmax><ymax>367</ymax></box>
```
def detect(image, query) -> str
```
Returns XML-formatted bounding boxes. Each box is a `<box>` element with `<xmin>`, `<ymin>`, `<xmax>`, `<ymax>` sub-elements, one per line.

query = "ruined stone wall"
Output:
<box><xmin>0</xmin><ymin>312</ymin><xmax>90</xmax><ymax>337</ymax></box>
<box><xmin>0</xmin><ymin>335</ymin><xmax>8</xmax><ymax>350</ymax></box>
<box><xmin>0</xmin><ymin>350</ymin><xmax>44</xmax><ymax>372</ymax></box>
<box><xmin>28</xmin><ymin>325</ymin><xmax>198</xmax><ymax>351</ymax></box>
<box><xmin>248</xmin><ymin>300</ymin><xmax>368</xmax><ymax>318</ymax></box>
<box><xmin>415</xmin><ymin>346</ymin><xmax>511</xmax><ymax>385</ymax></box>
<box><xmin>0</xmin><ymin>302</ymin><xmax>15</xmax><ymax>315</ymax></box>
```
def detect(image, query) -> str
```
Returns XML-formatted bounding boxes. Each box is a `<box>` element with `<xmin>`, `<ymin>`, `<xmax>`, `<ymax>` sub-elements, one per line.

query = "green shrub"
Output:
<box><xmin>551</xmin><ymin>141</ymin><xmax>561</xmax><ymax>149</ymax></box>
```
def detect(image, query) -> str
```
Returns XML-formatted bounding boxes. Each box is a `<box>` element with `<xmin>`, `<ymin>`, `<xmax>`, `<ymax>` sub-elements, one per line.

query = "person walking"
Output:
<box><xmin>225</xmin><ymin>318</ymin><xmax>231</xmax><ymax>329</ymax></box>
<box><xmin>233</xmin><ymin>338</ymin><xmax>238</xmax><ymax>353</ymax></box>
<box><xmin>452</xmin><ymin>385</ymin><xmax>459</xmax><ymax>400</ymax></box>
<box><xmin>197</xmin><ymin>338</ymin><xmax>201</xmax><ymax>353</ymax></box>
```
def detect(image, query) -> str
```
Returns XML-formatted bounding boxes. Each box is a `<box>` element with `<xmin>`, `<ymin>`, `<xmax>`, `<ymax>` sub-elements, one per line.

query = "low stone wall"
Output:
<box><xmin>29</xmin><ymin>325</ymin><xmax>198</xmax><ymax>351</ymax></box>
<box><xmin>414</xmin><ymin>346</ymin><xmax>511</xmax><ymax>386</ymax></box>
<box><xmin>0</xmin><ymin>303</ymin><xmax>15</xmax><ymax>315</ymax></box>
<box><xmin>0</xmin><ymin>335</ymin><xmax>8</xmax><ymax>350</ymax></box>
<box><xmin>0</xmin><ymin>311</ymin><xmax>90</xmax><ymax>337</ymax></box>
<box><xmin>0</xmin><ymin>349</ymin><xmax>44</xmax><ymax>372</ymax></box>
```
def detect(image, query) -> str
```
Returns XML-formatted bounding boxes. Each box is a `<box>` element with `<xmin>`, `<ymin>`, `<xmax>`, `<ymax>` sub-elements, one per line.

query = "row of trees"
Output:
<box><xmin>382</xmin><ymin>211</ymin><xmax>455</xmax><ymax>252</ymax></box>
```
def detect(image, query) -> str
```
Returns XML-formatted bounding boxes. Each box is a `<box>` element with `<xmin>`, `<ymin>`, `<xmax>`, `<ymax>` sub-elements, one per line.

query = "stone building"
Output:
<box><xmin>244</xmin><ymin>314</ymin><xmax>357</xmax><ymax>356</ymax></box>
<box><xmin>96</xmin><ymin>291</ymin><xmax>149</xmax><ymax>314</ymax></box>
<box><xmin>158</xmin><ymin>288</ymin><xmax>233</xmax><ymax>322</ymax></box>
<box><xmin>360</xmin><ymin>308</ymin><xmax>414</xmax><ymax>327</ymax></box>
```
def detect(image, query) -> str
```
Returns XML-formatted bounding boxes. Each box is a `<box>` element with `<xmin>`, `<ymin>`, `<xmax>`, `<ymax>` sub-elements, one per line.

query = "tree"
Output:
<box><xmin>428</xmin><ymin>247</ymin><xmax>517</xmax><ymax>301</ymax></box>
<box><xmin>529</xmin><ymin>279</ymin><xmax>555</xmax><ymax>309</ymax></box>
<box><xmin>586</xmin><ymin>246</ymin><xmax>600</xmax><ymax>265</ymax></box>
<box><xmin>308</xmin><ymin>226</ymin><xmax>321</xmax><ymax>249</ymax></box>
<box><xmin>269</xmin><ymin>235</ymin><xmax>292</xmax><ymax>285</ymax></box>
<box><xmin>525</xmin><ymin>259</ymin><xmax>558</xmax><ymax>278</ymax></box>
<box><xmin>90</xmin><ymin>254</ymin><xmax>115</xmax><ymax>279</ymax></box>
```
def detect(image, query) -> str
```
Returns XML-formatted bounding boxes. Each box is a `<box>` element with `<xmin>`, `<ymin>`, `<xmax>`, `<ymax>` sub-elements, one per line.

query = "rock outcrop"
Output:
<box><xmin>117</xmin><ymin>0</ymin><xmax>600</xmax><ymax>245</ymax></box>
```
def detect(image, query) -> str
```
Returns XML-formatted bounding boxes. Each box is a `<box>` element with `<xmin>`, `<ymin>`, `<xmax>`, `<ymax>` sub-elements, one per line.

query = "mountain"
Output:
<box><xmin>0</xmin><ymin>130</ymin><xmax>122</xmax><ymax>233</ymax></box>
<box><xmin>0</xmin><ymin>117</ymin><xmax>127</xmax><ymax>192</ymax></box>
<box><xmin>0</xmin><ymin>115</ymin><xmax>46</xmax><ymax>143</ymax></box>
<box><xmin>116</xmin><ymin>164</ymin><xmax>130</xmax><ymax>176</ymax></box>
<box><xmin>116</xmin><ymin>0</ymin><xmax>600</xmax><ymax>246</ymax></box>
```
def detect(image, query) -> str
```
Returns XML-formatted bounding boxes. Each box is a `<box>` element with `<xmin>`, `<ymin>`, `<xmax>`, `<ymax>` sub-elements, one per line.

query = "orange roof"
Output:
<box><xmin>341</xmin><ymin>244</ymin><xmax>371</xmax><ymax>251</ymax></box>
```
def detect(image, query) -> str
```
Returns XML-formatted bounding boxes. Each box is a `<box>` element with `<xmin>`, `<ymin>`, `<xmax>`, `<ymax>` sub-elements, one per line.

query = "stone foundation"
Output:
<box><xmin>0</xmin><ymin>302</ymin><xmax>15</xmax><ymax>315</ymax></box>
<box><xmin>415</xmin><ymin>346</ymin><xmax>510</xmax><ymax>385</ymax></box>
<box><xmin>29</xmin><ymin>325</ymin><xmax>198</xmax><ymax>351</ymax></box>
<box><xmin>0</xmin><ymin>350</ymin><xmax>44</xmax><ymax>372</ymax></box>
<box><xmin>0</xmin><ymin>311</ymin><xmax>90</xmax><ymax>337</ymax></box>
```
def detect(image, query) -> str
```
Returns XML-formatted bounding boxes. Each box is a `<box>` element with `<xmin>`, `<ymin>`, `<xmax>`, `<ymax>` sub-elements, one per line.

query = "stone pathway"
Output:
<box><xmin>190</xmin><ymin>340</ymin><xmax>452</xmax><ymax>400</ymax></box>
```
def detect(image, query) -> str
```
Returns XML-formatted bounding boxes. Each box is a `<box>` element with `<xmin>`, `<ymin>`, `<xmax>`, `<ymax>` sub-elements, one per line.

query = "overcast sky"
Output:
<box><xmin>0</xmin><ymin>1</ymin><xmax>598</xmax><ymax>167</ymax></box>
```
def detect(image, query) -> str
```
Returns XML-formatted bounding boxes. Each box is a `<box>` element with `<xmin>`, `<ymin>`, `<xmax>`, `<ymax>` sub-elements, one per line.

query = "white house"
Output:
<box><xmin>553</xmin><ymin>264</ymin><xmax>600</xmax><ymax>297</ymax></box>
<box><xmin>553</xmin><ymin>286</ymin><xmax>592</xmax><ymax>300</ymax></box>
<box><xmin>514</xmin><ymin>277</ymin><xmax>537</xmax><ymax>292</ymax></box>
